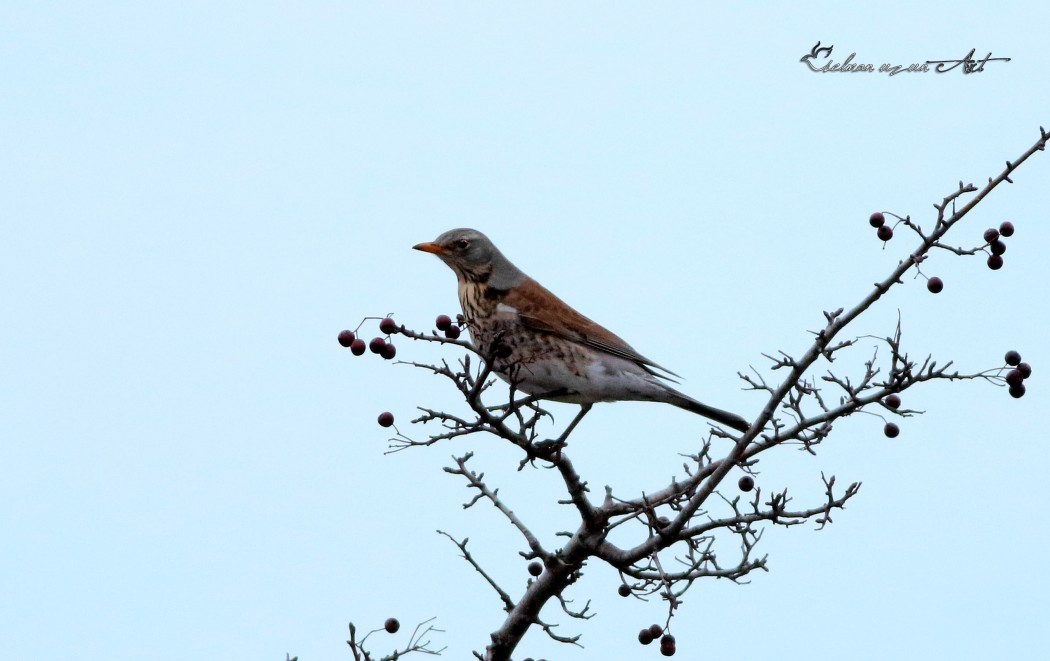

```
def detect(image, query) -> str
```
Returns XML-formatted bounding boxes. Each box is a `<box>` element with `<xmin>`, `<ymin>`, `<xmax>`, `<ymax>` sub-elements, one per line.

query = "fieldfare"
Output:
<box><xmin>413</xmin><ymin>229</ymin><xmax>750</xmax><ymax>433</ymax></box>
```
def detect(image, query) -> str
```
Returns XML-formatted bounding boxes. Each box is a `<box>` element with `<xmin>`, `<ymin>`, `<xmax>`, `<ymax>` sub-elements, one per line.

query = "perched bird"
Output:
<box><xmin>413</xmin><ymin>229</ymin><xmax>750</xmax><ymax>433</ymax></box>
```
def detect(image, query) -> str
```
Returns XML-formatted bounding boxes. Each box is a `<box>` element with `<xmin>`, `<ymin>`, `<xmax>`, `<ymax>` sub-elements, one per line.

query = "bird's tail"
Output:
<box><xmin>668</xmin><ymin>390</ymin><xmax>750</xmax><ymax>433</ymax></box>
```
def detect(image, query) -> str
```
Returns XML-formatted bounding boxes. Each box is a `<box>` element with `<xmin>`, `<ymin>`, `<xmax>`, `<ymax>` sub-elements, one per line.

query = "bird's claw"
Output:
<box><xmin>531</xmin><ymin>438</ymin><xmax>567</xmax><ymax>457</ymax></box>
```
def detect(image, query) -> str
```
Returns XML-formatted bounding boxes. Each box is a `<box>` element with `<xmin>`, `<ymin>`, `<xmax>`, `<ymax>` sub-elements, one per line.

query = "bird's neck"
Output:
<box><xmin>458</xmin><ymin>277</ymin><xmax>501</xmax><ymax>319</ymax></box>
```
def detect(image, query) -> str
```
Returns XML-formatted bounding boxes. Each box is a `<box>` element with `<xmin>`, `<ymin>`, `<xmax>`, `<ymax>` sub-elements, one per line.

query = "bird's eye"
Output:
<box><xmin>454</xmin><ymin>238</ymin><xmax>470</xmax><ymax>250</ymax></box>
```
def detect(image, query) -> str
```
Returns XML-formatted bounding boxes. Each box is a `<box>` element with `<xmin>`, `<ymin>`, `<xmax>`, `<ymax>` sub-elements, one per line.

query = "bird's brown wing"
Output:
<box><xmin>502</xmin><ymin>277</ymin><xmax>681</xmax><ymax>380</ymax></box>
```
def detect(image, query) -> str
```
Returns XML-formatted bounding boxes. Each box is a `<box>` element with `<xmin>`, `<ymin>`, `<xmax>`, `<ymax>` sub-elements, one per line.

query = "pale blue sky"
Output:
<box><xmin>2</xmin><ymin>3</ymin><xmax>1048</xmax><ymax>660</ymax></box>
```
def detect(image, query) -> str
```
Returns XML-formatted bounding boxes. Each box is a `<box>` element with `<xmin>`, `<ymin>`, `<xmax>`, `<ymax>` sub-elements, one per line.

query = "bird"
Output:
<box><xmin>413</xmin><ymin>228</ymin><xmax>750</xmax><ymax>433</ymax></box>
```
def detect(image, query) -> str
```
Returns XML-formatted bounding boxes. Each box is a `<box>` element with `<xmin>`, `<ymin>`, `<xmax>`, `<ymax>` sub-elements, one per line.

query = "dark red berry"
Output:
<box><xmin>649</xmin><ymin>624</ymin><xmax>663</xmax><ymax>637</ymax></box>
<box><xmin>1009</xmin><ymin>383</ymin><xmax>1026</xmax><ymax>398</ymax></box>
<box><xmin>369</xmin><ymin>337</ymin><xmax>386</xmax><ymax>353</ymax></box>
<box><xmin>738</xmin><ymin>475</ymin><xmax>755</xmax><ymax>492</ymax></box>
<box><xmin>338</xmin><ymin>330</ymin><xmax>355</xmax><ymax>347</ymax></box>
<box><xmin>983</xmin><ymin>228</ymin><xmax>999</xmax><ymax>243</ymax></box>
<box><xmin>379</xmin><ymin>317</ymin><xmax>397</xmax><ymax>334</ymax></box>
<box><xmin>999</xmin><ymin>221</ymin><xmax>1015</xmax><ymax>237</ymax></box>
<box><xmin>884</xmin><ymin>422</ymin><xmax>900</xmax><ymax>438</ymax></box>
<box><xmin>661</xmin><ymin>634</ymin><xmax>676</xmax><ymax>646</ymax></box>
<box><xmin>884</xmin><ymin>394</ymin><xmax>902</xmax><ymax>410</ymax></box>
<box><xmin>1018</xmin><ymin>362</ymin><xmax>1032</xmax><ymax>379</ymax></box>
<box><xmin>528</xmin><ymin>561</ymin><xmax>542</xmax><ymax>577</ymax></box>
<box><xmin>869</xmin><ymin>212</ymin><xmax>885</xmax><ymax>228</ymax></box>
<box><xmin>377</xmin><ymin>412</ymin><xmax>394</xmax><ymax>428</ymax></box>
<box><xmin>435</xmin><ymin>314</ymin><xmax>452</xmax><ymax>331</ymax></box>
<box><xmin>1005</xmin><ymin>350</ymin><xmax>1022</xmax><ymax>366</ymax></box>
<box><xmin>926</xmin><ymin>277</ymin><xmax>943</xmax><ymax>294</ymax></box>
<box><xmin>618</xmin><ymin>584</ymin><xmax>631</xmax><ymax>597</ymax></box>
<box><xmin>444</xmin><ymin>326</ymin><xmax>461</xmax><ymax>340</ymax></box>
<box><xmin>384</xmin><ymin>617</ymin><xmax>400</xmax><ymax>634</ymax></box>
<box><xmin>656</xmin><ymin>516</ymin><xmax>671</xmax><ymax>528</ymax></box>
<box><xmin>990</xmin><ymin>240</ymin><xmax>1007</xmax><ymax>256</ymax></box>
<box><xmin>661</xmin><ymin>643</ymin><xmax>676</xmax><ymax>657</ymax></box>
<box><xmin>1005</xmin><ymin>369</ymin><xmax>1023</xmax><ymax>387</ymax></box>
<box><xmin>987</xmin><ymin>254</ymin><xmax>1003</xmax><ymax>270</ymax></box>
<box><xmin>380</xmin><ymin>342</ymin><xmax>397</xmax><ymax>360</ymax></box>
<box><xmin>350</xmin><ymin>339</ymin><xmax>366</xmax><ymax>355</ymax></box>
<box><xmin>877</xmin><ymin>225</ymin><xmax>893</xmax><ymax>241</ymax></box>
<box><xmin>638</xmin><ymin>629</ymin><xmax>654</xmax><ymax>645</ymax></box>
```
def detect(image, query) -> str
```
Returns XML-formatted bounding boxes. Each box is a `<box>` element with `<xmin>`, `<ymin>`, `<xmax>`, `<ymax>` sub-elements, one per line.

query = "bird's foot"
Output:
<box><xmin>527</xmin><ymin>403</ymin><xmax>592</xmax><ymax>461</ymax></box>
<box><xmin>531</xmin><ymin>438</ymin><xmax>568</xmax><ymax>458</ymax></box>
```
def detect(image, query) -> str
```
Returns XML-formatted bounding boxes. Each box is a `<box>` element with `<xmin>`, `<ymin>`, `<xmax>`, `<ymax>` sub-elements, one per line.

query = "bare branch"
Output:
<box><xmin>444</xmin><ymin>453</ymin><xmax>549</xmax><ymax>559</ymax></box>
<box><xmin>437</xmin><ymin>530</ymin><xmax>515</xmax><ymax>612</ymax></box>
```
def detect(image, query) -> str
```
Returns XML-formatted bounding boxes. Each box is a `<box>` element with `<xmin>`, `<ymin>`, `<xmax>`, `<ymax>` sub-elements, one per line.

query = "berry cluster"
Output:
<box><xmin>435</xmin><ymin>313</ymin><xmax>463</xmax><ymax>339</ymax></box>
<box><xmin>984</xmin><ymin>221</ymin><xmax>1015</xmax><ymax>270</ymax></box>
<box><xmin>882</xmin><ymin>393</ymin><xmax>902</xmax><ymax>438</ymax></box>
<box><xmin>868</xmin><ymin>214</ymin><xmax>1020</xmax><ymax>292</ymax></box>
<box><xmin>1004</xmin><ymin>350</ymin><xmax>1032</xmax><ymax>398</ymax></box>
<box><xmin>337</xmin><ymin>316</ymin><xmax>399</xmax><ymax>359</ymax></box>
<box><xmin>869</xmin><ymin>212</ymin><xmax>894</xmax><ymax>242</ymax></box>
<box><xmin>637</xmin><ymin>624</ymin><xmax>676</xmax><ymax>655</ymax></box>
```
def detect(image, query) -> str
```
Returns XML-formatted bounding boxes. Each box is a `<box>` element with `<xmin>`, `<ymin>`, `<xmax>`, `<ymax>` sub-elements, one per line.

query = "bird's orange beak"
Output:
<box><xmin>413</xmin><ymin>242</ymin><xmax>445</xmax><ymax>255</ymax></box>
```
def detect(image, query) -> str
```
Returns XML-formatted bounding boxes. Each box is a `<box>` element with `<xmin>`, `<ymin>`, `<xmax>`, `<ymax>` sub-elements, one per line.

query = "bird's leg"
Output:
<box><xmin>559</xmin><ymin>403</ymin><xmax>592</xmax><ymax>440</ymax></box>
<box><xmin>532</xmin><ymin>403</ymin><xmax>592</xmax><ymax>457</ymax></box>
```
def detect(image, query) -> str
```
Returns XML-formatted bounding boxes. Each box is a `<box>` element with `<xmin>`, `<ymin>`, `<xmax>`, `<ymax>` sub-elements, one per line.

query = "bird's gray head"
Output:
<box><xmin>413</xmin><ymin>228</ymin><xmax>524</xmax><ymax>287</ymax></box>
